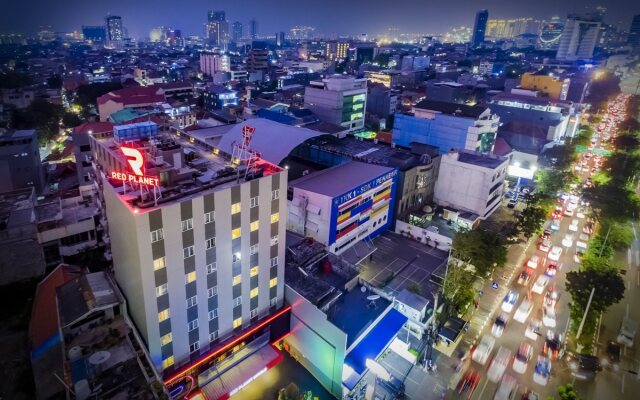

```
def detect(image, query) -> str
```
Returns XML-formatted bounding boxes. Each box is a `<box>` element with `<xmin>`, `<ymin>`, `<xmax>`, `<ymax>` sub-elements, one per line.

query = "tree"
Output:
<box><xmin>586</xmin><ymin>72</ymin><xmax>621</xmax><ymax>111</ymax></box>
<box><xmin>0</xmin><ymin>71</ymin><xmax>32</xmax><ymax>89</ymax></box>
<box><xmin>613</xmin><ymin>133</ymin><xmax>640</xmax><ymax>153</ymax></box>
<box><xmin>516</xmin><ymin>202</ymin><xmax>547</xmax><ymax>238</ymax></box>
<box><xmin>62</xmin><ymin>112</ymin><xmax>82</xmax><ymax>129</ymax></box>
<box><xmin>47</xmin><ymin>74</ymin><xmax>63</xmax><ymax>89</ymax></box>
<box><xmin>10</xmin><ymin>98</ymin><xmax>64</xmax><ymax>145</ymax></box>
<box><xmin>558</xmin><ymin>384</ymin><xmax>580</xmax><ymax>400</ymax></box>
<box><xmin>566</xmin><ymin>268</ymin><xmax>625</xmax><ymax>315</ymax></box>
<box><xmin>442</xmin><ymin>261</ymin><xmax>475</xmax><ymax>318</ymax></box>
<box><xmin>76</xmin><ymin>82</ymin><xmax>123</xmax><ymax>110</ymax></box>
<box><xmin>583</xmin><ymin>183</ymin><xmax>640</xmax><ymax>222</ymax></box>
<box><xmin>452</xmin><ymin>228</ymin><xmax>507</xmax><ymax>277</ymax></box>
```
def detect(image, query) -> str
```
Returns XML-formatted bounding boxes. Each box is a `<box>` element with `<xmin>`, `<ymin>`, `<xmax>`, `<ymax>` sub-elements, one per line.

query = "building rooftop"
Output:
<box><xmin>414</xmin><ymin>99</ymin><xmax>486</xmax><ymax>118</ymax></box>
<box><xmin>57</xmin><ymin>271</ymin><xmax>120</xmax><ymax>328</ymax></box>
<box><xmin>0</xmin><ymin>129</ymin><xmax>36</xmax><ymax>141</ymax></box>
<box><xmin>453</xmin><ymin>149</ymin><xmax>508</xmax><ymax>169</ymax></box>
<box><xmin>289</xmin><ymin>161</ymin><xmax>395</xmax><ymax>198</ymax></box>
<box><xmin>0</xmin><ymin>187</ymin><xmax>35</xmax><ymax>232</ymax></box>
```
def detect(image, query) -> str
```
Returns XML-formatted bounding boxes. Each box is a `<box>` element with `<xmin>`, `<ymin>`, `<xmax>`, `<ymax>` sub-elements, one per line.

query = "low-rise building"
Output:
<box><xmin>0</xmin><ymin>129</ymin><xmax>44</xmax><ymax>193</ymax></box>
<box><xmin>304</xmin><ymin>75</ymin><xmax>368</xmax><ymax>133</ymax></box>
<box><xmin>519</xmin><ymin>71</ymin><xmax>570</xmax><ymax>101</ymax></box>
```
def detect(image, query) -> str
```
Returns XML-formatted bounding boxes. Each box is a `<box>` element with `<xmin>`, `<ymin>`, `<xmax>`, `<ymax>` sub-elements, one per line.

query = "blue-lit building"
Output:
<box><xmin>202</xmin><ymin>84</ymin><xmax>238</xmax><ymax>110</ymax></box>
<box><xmin>392</xmin><ymin>99</ymin><xmax>500</xmax><ymax>155</ymax></box>
<box><xmin>82</xmin><ymin>26</ymin><xmax>106</xmax><ymax>43</ymax></box>
<box><xmin>471</xmin><ymin>10</ymin><xmax>489</xmax><ymax>47</ymax></box>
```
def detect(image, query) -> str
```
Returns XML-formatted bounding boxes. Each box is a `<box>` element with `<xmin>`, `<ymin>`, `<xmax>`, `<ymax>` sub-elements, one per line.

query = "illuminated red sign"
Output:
<box><xmin>110</xmin><ymin>146</ymin><xmax>159</xmax><ymax>187</ymax></box>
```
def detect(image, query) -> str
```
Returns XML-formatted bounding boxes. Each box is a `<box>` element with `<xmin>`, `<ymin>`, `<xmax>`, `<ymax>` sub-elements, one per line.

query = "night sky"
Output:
<box><xmin>2</xmin><ymin>0</ymin><xmax>639</xmax><ymax>38</ymax></box>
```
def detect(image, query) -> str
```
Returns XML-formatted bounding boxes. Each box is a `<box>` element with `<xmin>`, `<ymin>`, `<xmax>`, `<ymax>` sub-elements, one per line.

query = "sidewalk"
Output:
<box><xmin>446</xmin><ymin>236</ymin><xmax>536</xmax><ymax>389</ymax></box>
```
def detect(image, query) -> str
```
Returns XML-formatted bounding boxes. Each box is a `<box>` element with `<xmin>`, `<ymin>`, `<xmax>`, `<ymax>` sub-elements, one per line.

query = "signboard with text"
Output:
<box><xmin>110</xmin><ymin>146</ymin><xmax>159</xmax><ymax>187</ymax></box>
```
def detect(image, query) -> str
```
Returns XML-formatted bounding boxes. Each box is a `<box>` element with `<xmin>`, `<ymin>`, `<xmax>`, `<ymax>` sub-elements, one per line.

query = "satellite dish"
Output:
<box><xmin>361</xmin><ymin>286</ymin><xmax>367</xmax><ymax>293</ymax></box>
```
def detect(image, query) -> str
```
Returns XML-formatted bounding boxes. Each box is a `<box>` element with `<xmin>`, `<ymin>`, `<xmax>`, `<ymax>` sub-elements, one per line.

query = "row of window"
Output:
<box><xmin>157</xmin><ymin>276</ymin><xmax>277</xmax><ymax>299</ymax></box>
<box><xmin>154</xmin><ymin>256</ymin><xmax>279</xmax><ymax>276</ymax></box>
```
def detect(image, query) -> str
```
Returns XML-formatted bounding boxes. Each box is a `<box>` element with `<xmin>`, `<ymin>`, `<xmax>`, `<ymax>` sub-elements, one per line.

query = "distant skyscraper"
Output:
<box><xmin>232</xmin><ymin>21</ymin><xmax>243</xmax><ymax>42</ymax></box>
<box><xmin>325</xmin><ymin>41</ymin><xmax>349</xmax><ymax>61</ymax></box>
<box><xmin>276</xmin><ymin>31</ymin><xmax>285</xmax><ymax>46</ymax></box>
<box><xmin>537</xmin><ymin>17</ymin><xmax>564</xmax><ymax>50</ymax></box>
<box><xmin>249</xmin><ymin>19</ymin><xmax>258</xmax><ymax>40</ymax></box>
<box><xmin>105</xmin><ymin>15</ymin><xmax>123</xmax><ymax>48</ymax></box>
<box><xmin>290</xmin><ymin>26</ymin><xmax>315</xmax><ymax>40</ymax></box>
<box><xmin>471</xmin><ymin>10</ymin><xmax>489</xmax><ymax>47</ymax></box>
<box><xmin>208</xmin><ymin>11</ymin><xmax>226</xmax><ymax>22</ymax></box>
<box><xmin>206</xmin><ymin>10</ymin><xmax>229</xmax><ymax>50</ymax></box>
<box><xmin>629</xmin><ymin>15</ymin><xmax>640</xmax><ymax>51</ymax></box>
<box><xmin>82</xmin><ymin>26</ymin><xmax>106</xmax><ymax>43</ymax></box>
<box><xmin>556</xmin><ymin>15</ymin><xmax>601</xmax><ymax>60</ymax></box>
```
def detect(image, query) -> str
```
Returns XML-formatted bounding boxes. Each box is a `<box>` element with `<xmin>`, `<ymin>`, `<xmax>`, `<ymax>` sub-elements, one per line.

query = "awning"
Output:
<box><xmin>200</xmin><ymin>345</ymin><xmax>282</xmax><ymax>400</ymax></box>
<box><xmin>344</xmin><ymin>308</ymin><xmax>408</xmax><ymax>377</ymax></box>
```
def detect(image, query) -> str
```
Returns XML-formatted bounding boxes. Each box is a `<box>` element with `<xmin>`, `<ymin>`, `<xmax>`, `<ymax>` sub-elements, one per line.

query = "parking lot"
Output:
<box><xmin>358</xmin><ymin>231</ymin><xmax>448</xmax><ymax>298</ymax></box>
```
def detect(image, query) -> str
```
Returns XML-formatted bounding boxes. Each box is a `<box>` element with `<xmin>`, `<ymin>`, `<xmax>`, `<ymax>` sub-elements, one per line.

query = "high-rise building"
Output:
<box><xmin>276</xmin><ymin>31</ymin><xmax>285</xmax><ymax>47</ymax></box>
<box><xmin>246</xmin><ymin>48</ymin><xmax>269</xmax><ymax>72</ymax></box>
<box><xmin>628</xmin><ymin>15</ymin><xmax>640</xmax><ymax>50</ymax></box>
<box><xmin>537</xmin><ymin>17</ymin><xmax>564</xmax><ymax>50</ymax></box>
<box><xmin>82</xmin><ymin>25</ymin><xmax>106</xmax><ymax>43</ymax></box>
<box><xmin>556</xmin><ymin>15</ymin><xmax>601</xmax><ymax>60</ymax></box>
<box><xmin>471</xmin><ymin>9</ymin><xmax>489</xmax><ymax>47</ymax></box>
<box><xmin>304</xmin><ymin>75</ymin><xmax>368</xmax><ymax>132</ymax></box>
<box><xmin>325</xmin><ymin>41</ymin><xmax>349</xmax><ymax>61</ymax></box>
<box><xmin>486</xmin><ymin>18</ymin><xmax>542</xmax><ymax>39</ymax></box>
<box><xmin>249</xmin><ymin>19</ymin><xmax>258</xmax><ymax>40</ymax></box>
<box><xmin>290</xmin><ymin>26</ymin><xmax>315</xmax><ymax>40</ymax></box>
<box><xmin>200</xmin><ymin>52</ymin><xmax>230</xmax><ymax>76</ymax></box>
<box><xmin>105</xmin><ymin>15</ymin><xmax>123</xmax><ymax>48</ymax></box>
<box><xmin>88</xmin><ymin>121</ymin><xmax>287</xmax><ymax>378</ymax></box>
<box><xmin>206</xmin><ymin>11</ymin><xmax>229</xmax><ymax>49</ymax></box>
<box><xmin>232</xmin><ymin>21</ymin><xmax>243</xmax><ymax>42</ymax></box>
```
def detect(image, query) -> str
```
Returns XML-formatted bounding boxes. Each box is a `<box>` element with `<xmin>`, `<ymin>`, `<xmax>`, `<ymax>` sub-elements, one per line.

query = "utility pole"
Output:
<box><xmin>576</xmin><ymin>287</ymin><xmax>596</xmax><ymax>342</ymax></box>
<box><xmin>599</xmin><ymin>224</ymin><xmax>612</xmax><ymax>258</ymax></box>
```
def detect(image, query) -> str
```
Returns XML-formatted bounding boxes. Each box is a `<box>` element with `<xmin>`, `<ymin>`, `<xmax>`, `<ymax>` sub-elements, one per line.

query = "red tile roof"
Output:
<box><xmin>493</xmin><ymin>137</ymin><xmax>513</xmax><ymax>156</ymax></box>
<box><xmin>97</xmin><ymin>86</ymin><xmax>164</xmax><ymax>105</ymax></box>
<box><xmin>29</xmin><ymin>264</ymin><xmax>83</xmax><ymax>349</ymax></box>
<box><xmin>72</xmin><ymin>121</ymin><xmax>115</xmax><ymax>134</ymax></box>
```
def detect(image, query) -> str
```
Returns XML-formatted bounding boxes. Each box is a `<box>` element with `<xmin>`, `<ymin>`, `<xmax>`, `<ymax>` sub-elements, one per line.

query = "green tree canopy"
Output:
<box><xmin>452</xmin><ymin>228</ymin><xmax>507</xmax><ymax>277</ymax></box>
<box><xmin>0</xmin><ymin>71</ymin><xmax>32</xmax><ymax>89</ymax></box>
<box><xmin>47</xmin><ymin>74</ymin><xmax>63</xmax><ymax>89</ymax></box>
<box><xmin>566</xmin><ymin>268</ymin><xmax>624</xmax><ymax>315</ymax></box>
<box><xmin>516</xmin><ymin>201</ymin><xmax>548</xmax><ymax>238</ymax></box>
<box><xmin>558</xmin><ymin>384</ymin><xmax>580</xmax><ymax>400</ymax></box>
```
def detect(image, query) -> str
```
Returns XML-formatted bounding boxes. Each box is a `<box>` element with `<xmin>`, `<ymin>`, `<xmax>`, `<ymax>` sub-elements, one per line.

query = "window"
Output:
<box><xmin>270</xmin><ymin>235</ymin><xmax>279</xmax><ymax>246</ymax></box>
<box><xmin>208</xmin><ymin>309</ymin><xmax>218</xmax><ymax>320</ymax></box>
<box><xmin>207</xmin><ymin>263</ymin><xmax>217</xmax><ymax>274</ymax></box>
<box><xmin>188</xmin><ymin>319</ymin><xmax>198</xmax><ymax>332</ymax></box>
<box><xmin>270</xmin><ymin>277</ymin><xmax>278</xmax><ymax>288</ymax></box>
<box><xmin>250</xmin><ymin>220</ymin><xmax>259</xmax><ymax>232</ymax></box>
<box><xmin>186</xmin><ymin>296</ymin><xmax>197</xmax><ymax>308</ymax></box>
<box><xmin>251</xmin><ymin>308</ymin><xmax>258</xmax><ymax>318</ymax></box>
<box><xmin>206</xmin><ymin>237</ymin><xmax>216</xmax><ymax>249</ymax></box>
<box><xmin>231</xmin><ymin>202</ymin><xmax>241</xmax><ymax>214</ymax></box>
<box><xmin>190</xmin><ymin>341</ymin><xmax>200</xmax><ymax>353</ymax></box>
<box><xmin>270</xmin><ymin>257</ymin><xmax>278</xmax><ymax>267</ymax></box>
<box><xmin>181</xmin><ymin>218</ymin><xmax>193</xmax><ymax>232</ymax></box>
<box><xmin>271</xmin><ymin>189</ymin><xmax>280</xmax><ymax>200</ymax></box>
<box><xmin>270</xmin><ymin>297</ymin><xmax>278</xmax><ymax>307</ymax></box>
<box><xmin>231</xmin><ymin>228</ymin><xmax>241</xmax><ymax>239</ymax></box>
<box><xmin>250</xmin><ymin>266</ymin><xmax>259</xmax><ymax>277</ymax></box>
<box><xmin>183</xmin><ymin>246</ymin><xmax>194</xmax><ymax>259</ymax></box>
<box><xmin>185</xmin><ymin>271</ymin><xmax>196</xmax><ymax>284</ymax></box>
<box><xmin>250</xmin><ymin>288</ymin><xmax>259</xmax><ymax>298</ymax></box>
<box><xmin>233</xmin><ymin>296</ymin><xmax>242</xmax><ymax>307</ymax></box>
<box><xmin>208</xmin><ymin>286</ymin><xmax>217</xmax><ymax>298</ymax></box>
<box><xmin>150</xmin><ymin>229</ymin><xmax>164</xmax><ymax>243</ymax></box>
<box><xmin>232</xmin><ymin>275</ymin><xmax>242</xmax><ymax>286</ymax></box>
<box><xmin>209</xmin><ymin>331</ymin><xmax>218</xmax><ymax>341</ymax></box>
<box><xmin>204</xmin><ymin>211</ymin><xmax>215</xmax><ymax>224</ymax></box>
<box><xmin>162</xmin><ymin>356</ymin><xmax>174</xmax><ymax>369</ymax></box>
<box><xmin>233</xmin><ymin>252</ymin><xmax>242</xmax><ymax>262</ymax></box>
<box><xmin>153</xmin><ymin>257</ymin><xmax>165</xmax><ymax>271</ymax></box>
<box><xmin>156</xmin><ymin>283</ymin><xmax>168</xmax><ymax>297</ymax></box>
<box><xmin>250</xmin><ymin>196</ymin><xmax>259</xmax><ymax>208</ymax></box>
<box><xmin>161</xmin><ymin>333</ymin><xmax>172</xmax><ymax>346</ymax></box>
<box><xmin>158</xmin><ymin>309</ymin><xmax>170</xmax><ymax>322</ymax></box>
<box><xmin>250</xmin><ymin>244</ymin><xmax>258</xmax><ymax>255</ymax></box>
<box><xmin>233</xmin><ymin>318</ymin><xmax>242</xmax><ymax>329</ymax></box>
<box><xmin>270</xmin><ymin>212</ymin><xmax>279</xmax><ymax>224</ymax></box>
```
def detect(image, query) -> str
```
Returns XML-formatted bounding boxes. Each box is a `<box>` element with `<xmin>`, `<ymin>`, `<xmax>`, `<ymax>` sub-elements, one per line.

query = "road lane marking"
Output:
<box><xmin>627</xmin><ymin>303</ymin><xmax>630</xmax><ymax>319</ymax></box>
<box><xmin>475</xmin><ymin>378</ymin><xmax>489</xmax><ymax>400</ymax></box>
<box><xmin>622</xmin><ymin>373</ymin><xmax>626</xmax><ymax>394</ymax></box>
<box><xmin>629</xmin><ymin>249</ymin><xmax>632</xmax><ymax>265</ymax></box>
<box><xmin>637</xmin><ymin>270</ymin><xmax>639</xmax><ymax>287</ymax></box>
<box><xmin>633</xmin><ymin>225</ymin><xmax>637</xmax><ymax>240</ymax></box>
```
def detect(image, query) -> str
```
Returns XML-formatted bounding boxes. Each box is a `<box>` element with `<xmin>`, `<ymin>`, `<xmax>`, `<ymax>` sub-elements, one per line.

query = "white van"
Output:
<box><xmin>617</xmin><ymin>318</ymin><xmax>637</xmax><ymax>347</ymax></box>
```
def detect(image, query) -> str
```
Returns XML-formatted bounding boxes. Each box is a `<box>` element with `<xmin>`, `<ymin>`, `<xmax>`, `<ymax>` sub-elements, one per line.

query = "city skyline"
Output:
<box><xmin>2</xmin><ymin>0</ymin><xmax>639</xmax><ymax>39</ymax></box>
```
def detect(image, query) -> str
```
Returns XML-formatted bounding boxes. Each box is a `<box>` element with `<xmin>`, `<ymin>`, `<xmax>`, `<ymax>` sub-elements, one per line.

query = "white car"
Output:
<box><xmin>473</xmin><ymin>334</ymin><xmax>496</xmax><ymax>365</ymax></box>
<box><xmin>543</xmin><ymin>306</ymin><xmax>557</xmax><ymax>328</ymax></box>
<box><xmin>533</xmin><ymin>356</ymin><xmax>551</xmax><ymax>386</ymax></box>
<box><xmin>492</xmin><ymin>314</ymin><xmax>509</xmax><ymax>338</ymax></box>
<box><xmin>512</xmin><ymin>342</ymin><xmax>533</xmax><ymax>374</ymax></box>
<box><xmin>502</xmin><ymin>290</ymin><xmax>519</xmax><ymax>313</ymax></box>
<box><xmin>564</xmin><ymin>208</ymin><xmax>574</xmax><ymax>217</ymax></box>
<box><xmin>569</xmin><ymin>219</ymin><xmax>579</xmax><ymax>232</ymax></box>
<box><xmin>532</xmin><ymin>275</ymin><xmax>549</xmax><ymax>294</ymax></box>
<box><xmin>548</xmin><ymin>246</ymin><xmax>563</xmax><ymax>261</ymax></box>
<box><xmin>527</xmin><ymin>255</ymin><xmax>540</xmax><ymax>269</ymax></box>
<box><xmin>488</xmin><ymin>346</ymin><xmax>512</xmax><ymax>383</ymax></box>
<box><xmin>576</xmin><ymin>209</ymin><xmax>586</xmax><ymax>219</ymax></box>
<box><xmin>494</xmin><ymin>374</ymin><xmax>518</xmax><ymax>400</ymax></box>
<box><xmin>514</xmin><ymin>298</ymin><xmax>533</xmax><ymax>323</ymax></box>
<box><xmin>562</xmin><ymin>234</ymin><xmax>574</xmax><ymax>248</ymax></box>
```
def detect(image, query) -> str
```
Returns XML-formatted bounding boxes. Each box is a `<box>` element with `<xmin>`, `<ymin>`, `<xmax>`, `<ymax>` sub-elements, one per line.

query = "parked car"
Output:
<box><xmin>617</xmin><ymin>318</ymin><xmax>638</xmax><ymax>347</ymax></box>
<box><xmin>472</xmin><ymin>334</ymin><xmax>496</xmax><ymax>365</ymax></box>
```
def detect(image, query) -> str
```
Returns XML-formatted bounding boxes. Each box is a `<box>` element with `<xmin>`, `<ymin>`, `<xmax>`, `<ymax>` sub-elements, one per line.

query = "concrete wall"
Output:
<box><xmin>394</xmin><ymin>219</ymin><xmax>452</xmax><ymax>251</ymax></box>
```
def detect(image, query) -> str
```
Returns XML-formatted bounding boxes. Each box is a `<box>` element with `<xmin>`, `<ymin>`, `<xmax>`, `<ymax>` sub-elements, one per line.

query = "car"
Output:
<box><xmin>569</xmin><ymin>219</ymin><xmax>579</xmax><ymax>232</ymax></box>
<box><xmin>518</xmin><ymin>269</ymin><xmax>532</xmax><ymax>285</ymax></box>
<box><xmin>551</xmin><ymin>209</ymin><xmax>562</xmax><ymax>221</ymax></box>
<box><xmin>562</xmin><ymin>234</ymin><xmax>574</xmax><ymax>248</ymax></box>
<box><xmin>538</xmin><ymin>239</ymin><xmax>551</xmax><ymax>253</ymax></box>
<box><xmin>617</xmin><ymin>318</ymin><xmax>638</xmax><ymax>347</ymax></box>
<box><xmin>604</xmin><ymin>341</ymin><xmax>621</xmax><ymax>370</ymax></box>
<box><xmin>488</xmin><ymin>346</ymin><xmax>512</xmax><ymax>383</ymax></box>
<box><xmin>532</xmin><ymin>275</ymin><xmax>549</xmax><ymax>294</ymax></box>
<box><xmin>525</xmin><ymin>319</ymin><xmax>542</xmax><ymax>341</ymax></box>
<box><xmin>550</xmin><ymin>220</ymin><xmax>561</xmax><ymax>232</ymax></box>
<box><xmin>579</xmin><ymin>233</ymin><xmax>590</xmax><ymax>241</ymax></box>
<box><xmin>514</xmin><ymin>298</ymin><xmax>533</xmax><ymax>323</ymax></box>
<box><xmin>527</xmin><ymin>255</ymin><xmax>540</xmax><ymax>269</ymax></box>
<box><xmin>543</xmin><ymin>330</ymin><xmax>562</xmax><ymax>359</ymax></box>
<box><xmin>507</xmin><ymin>200</ymin><xmax>517</xmax><ymax>208</ymax></box>
<box><xmin>563</xmin><ymin>208</ymin><xmax>574</xmax><ymax>217</ymax></box>
<box><xmin>502</xmin><ymin>291</ymin><xmax>519</xmax><ymax>313</ymax></box>
<box><xmin>548</xmin><ymin>246</ymin><xmax>562</xmax><ymax>261</ymax></box>
<box><xmin>456</xmin><ymin>368</ymin><xmax>481</xmax><ymax>396</ymax></box>
<box><xmin>544</xmin><ymin>289</ymin><xmax>559</xmax><ymax>309</ymax></box>
<box><xmin>521</xmin><ymin>389</ymin><xmax>540</xmax><ymax>400</ymax></box>
<box><xmin>533</xmin><ymin>356</ymin><xmax>551</xmax><ymax>386</ymax></box>
<box><xmin>542</xmin><ymin>306</ymin><xmax>556</xmax><ymax>328</ymax></box>
<box><xmin>576</xmin><ymin>209</ymin><xmax>586</xmax><ymax>219</ymax></box>
<box><xmin>472</xmin><ymin>334</ymin><xmax>496</xmax><ymax>365</ymax></box>
<box><xmin>576</xmin><ymin>240</ymin><xmax>588</xmax><ymax>251</ymax></box>
<box><xmin>494</xmin><ymin>374</ymin><xmax>518</xmax><ymax>400</ymax></box>
<box><xmin>583</xmin><ymin>223</ymin><xmax>594</xmax><ymax>235</ymax></box>
<box><xmin>492</xmin><ymin>314</ymin><xmax>509</xmax><ymax>338</ymax></box>
<box><xmin>513</xmin><ymin>342</ymin><xmax>533</xmax><ymax>374</ymax></box>
<box><xmin>567</xmin><ymin>353</ymin><xmax>603</xmax><ymax>380</ymax></box>
<box><xmin>545</xmin><ymin>264</ymin><xmax>558</xmax><ymax>277</ymax></box>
